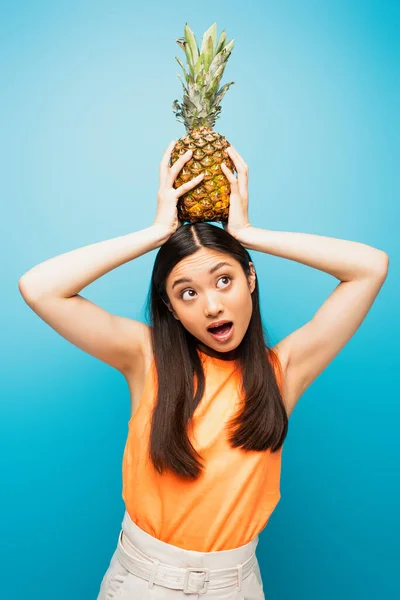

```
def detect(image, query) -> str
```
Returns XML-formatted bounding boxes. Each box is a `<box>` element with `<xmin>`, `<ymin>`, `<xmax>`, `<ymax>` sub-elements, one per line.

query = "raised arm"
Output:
<box><xmin>235</xmin><ymin>225</ymin><xmax>389</xmax><ymax>417</ymax></box>
<box><xmin>18</xmin><ymin>225</ymin><xmax>170</xmax><ymax>375</ymax></box>
<box><xmin>18</xmin><ymin>141</ymin><xmax>203</xmax><ymax>377</ymax></box>
<box><xmin>221</xmin><ymin>145</ymin><xmax>389</xmax><ymax>418</ymax></box>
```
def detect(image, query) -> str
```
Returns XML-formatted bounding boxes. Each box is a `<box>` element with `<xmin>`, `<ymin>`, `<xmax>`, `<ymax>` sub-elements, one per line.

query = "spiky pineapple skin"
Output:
<box><xmin>170</xmin><ymin>126</ymin><xmax>235</xmax><ymax>223</ymax></box>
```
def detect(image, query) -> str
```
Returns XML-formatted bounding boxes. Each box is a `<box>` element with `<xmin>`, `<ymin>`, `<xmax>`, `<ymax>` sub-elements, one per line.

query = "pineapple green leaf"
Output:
<box><xmin>194</xmin><ymin>54</ymin><xmax>204</xmax><ymax>78</ymax></box>
<box><xmin>173</xmin><ymin>24</ymin><xmax>235</xmax><ymax>128</ymax></box>
<box><xmin>184</xmin><ymin>42</ymin><xmax>195</xmax><ymax>75</ymax></box>
<box><xmin>203</xmin><ymin>35</ymin><xmax>214</xmax><ymax>72</ymax></box>
<box><xmin>184</xmin><ymin>23</ymin><xmax>199</xmax><ymax>66</ymax></box>
<box><xmin>188</xmin><ymin>81</ymin><xmax>202</xmax><ymax>107</ymax></box>
<box><xmin>215</xmin><ymin>30</ymin><xmax>227</xmax><ymax>54</ymax></box>
<box><xmin>184</xmin><ymin>95</ymin><xmax>200</xmax><ymax>113</ymax></box>
<box><xmin>172</xmin><ymin>99</ymin><xmax>182</xmax><ymax>113</ymax></box>
<box><xmin>208</xmin><ymin>51</ymin><xmax>229</xmax><ymax>80</ymax></box>
<box><xmin>175</xmin><ymin>57</ymin><xmax>190</xmax><ymax>82</ymax></box>
<box><xmin>172</xmin><ymin>99</ymin><xmax>185</xmax><ymax>123</ymax></box>
<box><xmin>176</xmin><ymin>38</ymin><xmax>186</xmax><ymax>52</ymax></box>
<box><xmin>214</xmin><ymin>81</ymin><xmax>235</xmax><ymax>106</ymax></box>
<box><xmin>207</xmin><ymin>65</ymin><xmax>225</xmax><ymax>97</ymax></box>
<box><xmin>177</xmin><ymin>73</ymin><xmax>189</xmax><ymax>94</ymax></box>
<box><xmin>177</xmin><ymin>34</ymin><xmax>194</xmax><ymax>75</ymax></box>
<box><xmin>196</xmin><ymin>72</ymin><xmax>205</xmax><ymax>88</ymax></box>
<box><xmin>222</xmin><ymin>39</ymin><xmax>235</xmax><ymax>55</ymax></box>
<box><xmin>175</xmin><ymin>56</ymin><xmax>185</xmax><ymax>71</ymax></box>
<box><xmin>196</xmin><ymin>63</ymin><xmax>206</xmax><ymax>86</ymax></box>
<box><xmin>200</xmin><ymin>22</ymin><xmax>217</xmax><ymax>57</ymax></box>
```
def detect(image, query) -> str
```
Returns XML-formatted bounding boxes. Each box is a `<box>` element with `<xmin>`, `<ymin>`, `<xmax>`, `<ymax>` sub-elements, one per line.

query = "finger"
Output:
<box><xmin>224</xmin><ymin>147</ymin><xmax>237</xmax><ymax>172</ymax></box>
<box><xmin>159</xmin><ymin>140</ymin><xmax>176</xmax><ymax>178</ymax></box>
<box><xmin>227</xmin><ymin>148</ymin><xmax>248</xmax><ymax>176</ymax></box>
<box><xmin>227</xmin><ymin>146</ymin><xmax>248</xmax><ymax>175</ymax></box>
<box><xmin>175</xmin><ymin>173</ymin><xmax>204</xmax><ymax>198</ymax></box>
<box><xmin>221</xmin><ymin>162</ymin><xmax>239</xmax><ymax>185</ymax></box>
<box><xmin>169</xmin><ymin>149</ymin><xmax>193</xmax><ymax>181</ymax></box>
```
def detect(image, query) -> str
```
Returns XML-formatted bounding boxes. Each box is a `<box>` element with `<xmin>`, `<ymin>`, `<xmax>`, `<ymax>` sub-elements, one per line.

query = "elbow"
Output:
<box><xmin>18</xmin><ymin>275</ymin><xmax>42</xmax><ymax>305</ymax></box>
<box><xmin>18</xmin><ymin>276</ymin><xmax>32</xmax><ymax>302</ymax></box>
<box><xmin>373</xmin><ymin>252</ymin><xmax>389</xmax><ymax>279</ymax></box>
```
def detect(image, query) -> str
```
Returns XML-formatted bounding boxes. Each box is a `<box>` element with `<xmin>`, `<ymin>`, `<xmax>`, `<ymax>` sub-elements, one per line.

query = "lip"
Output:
<box><xmin>207</xmin><ymin>319</ymin><xmax>233</xmax><ymax>330</ymax></box>
<box><xmin>208</xmin><ymin>323</ymin><xmax>234</xmax><ymax>343</ymax></box>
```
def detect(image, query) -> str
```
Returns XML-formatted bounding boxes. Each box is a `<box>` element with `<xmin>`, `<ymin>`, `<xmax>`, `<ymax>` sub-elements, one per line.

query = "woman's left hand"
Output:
<box><xmin>221</xmin><ymin>146</ymin><xmax>252</xmax><ymax>239</ymax></box>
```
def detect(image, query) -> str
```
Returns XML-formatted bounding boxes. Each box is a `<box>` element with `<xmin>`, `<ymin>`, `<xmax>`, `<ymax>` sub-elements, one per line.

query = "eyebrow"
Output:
<box><xmin>171</xmin><ymin>261</ymin><xmax>234</xmax><ymax>290</ymax></box>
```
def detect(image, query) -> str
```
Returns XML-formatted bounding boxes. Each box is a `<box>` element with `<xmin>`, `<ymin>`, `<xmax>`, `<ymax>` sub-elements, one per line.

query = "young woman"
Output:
<box><xmin>19</xmin><ymin>142</ymin><xmax>389</xmax><ymax>599</ymax></box>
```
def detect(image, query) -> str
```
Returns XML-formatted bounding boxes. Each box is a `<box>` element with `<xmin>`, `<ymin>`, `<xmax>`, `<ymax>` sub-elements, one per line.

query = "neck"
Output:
<box><xmin>197</xmin><ymin>343</ymin><xmax>239</xmax><ymax>361</ymax></box>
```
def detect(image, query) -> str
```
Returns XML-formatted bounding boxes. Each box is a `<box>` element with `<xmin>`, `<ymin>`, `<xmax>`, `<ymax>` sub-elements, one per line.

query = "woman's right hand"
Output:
<box><xmin>152</xmin><ymin>140</ymin><xmax>204</xmax><ymax>237</ymax></box>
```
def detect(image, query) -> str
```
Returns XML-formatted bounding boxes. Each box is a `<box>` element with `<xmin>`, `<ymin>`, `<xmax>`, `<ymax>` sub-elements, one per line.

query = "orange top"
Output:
<box><xmin>122</xmin><ymin>348</ymin><xmax>284</xmax><ymax>552</ymax></box>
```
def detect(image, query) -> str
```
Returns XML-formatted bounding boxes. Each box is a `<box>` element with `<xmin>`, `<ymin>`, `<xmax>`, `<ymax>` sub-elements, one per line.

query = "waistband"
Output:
<box><xmin>120</xmin><ymin>510</ymin><xmax>259</xmax><ymax>567</ymax></box>
<box><xmin>116</xmin><ymin>510</ymin><xmax>259</xmax><ymax>594</ymax></box>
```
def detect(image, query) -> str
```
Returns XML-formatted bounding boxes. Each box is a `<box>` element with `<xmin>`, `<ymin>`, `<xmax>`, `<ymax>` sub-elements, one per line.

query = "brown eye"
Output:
<box><xmin>179</xmin><ymin>276</ymin><xmax>232</xmax><ymax>301</ymax></box>
<box><xmin>217</xmin><ymin>276</ymin><xmax>232</xmax><ymax>289</ymax></box>
<box><xmin>180</xmin><ymin>289</ymin><xmax>196</xmax><ymax>300</ymax></box>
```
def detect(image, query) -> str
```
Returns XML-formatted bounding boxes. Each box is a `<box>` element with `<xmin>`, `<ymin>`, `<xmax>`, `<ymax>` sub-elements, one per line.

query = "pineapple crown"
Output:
<box><xmin>172</xmin><ymin>22</ymin><xmax>235</xmax><ymax>130</ymax></box>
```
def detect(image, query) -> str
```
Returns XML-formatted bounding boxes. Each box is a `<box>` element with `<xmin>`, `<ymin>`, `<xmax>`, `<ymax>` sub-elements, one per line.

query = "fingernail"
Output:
<box><xmin>186</xmin><ymin>149</ymin><xmax>192</xmax><ymax>155</ymax></box>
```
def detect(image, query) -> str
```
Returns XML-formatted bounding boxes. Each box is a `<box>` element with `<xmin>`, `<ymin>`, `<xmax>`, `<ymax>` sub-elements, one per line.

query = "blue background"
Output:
<box><xmin>1</xmin><ymin>1</ymin><xmax>398</xmax><ymax>598</ymax></box>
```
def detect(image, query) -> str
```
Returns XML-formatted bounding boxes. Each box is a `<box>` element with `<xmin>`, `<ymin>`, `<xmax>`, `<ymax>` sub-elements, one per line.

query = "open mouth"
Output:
<box><xmin>207</xmin><ymin>322</ymin><xmax>234</xmax><ymax>341</ymax></box>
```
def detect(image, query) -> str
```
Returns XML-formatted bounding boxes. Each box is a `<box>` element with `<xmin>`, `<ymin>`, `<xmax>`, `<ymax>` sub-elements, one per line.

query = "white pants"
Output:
<box><xmin>96</xmin><ymin>510</ymin><xmax>265</xmax><ymax>599</ymax></box>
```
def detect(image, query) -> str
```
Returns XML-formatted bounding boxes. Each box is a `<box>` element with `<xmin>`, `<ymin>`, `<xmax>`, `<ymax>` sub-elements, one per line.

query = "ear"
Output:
<box><xmin>248</xmin><ymin>262</ymin><xmax>256</xmax><ymax>293</ymax></box>
<box><xmin>163</xmin><ymin>298</ymin><xmax>180</xmax><ymax>320</ymax></box>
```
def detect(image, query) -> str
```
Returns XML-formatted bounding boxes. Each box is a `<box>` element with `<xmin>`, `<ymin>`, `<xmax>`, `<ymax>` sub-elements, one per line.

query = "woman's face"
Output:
<box><xmin>165</xmin><ymin>248</ymin><xmax>256</xmax><ymax>358</ymax></box>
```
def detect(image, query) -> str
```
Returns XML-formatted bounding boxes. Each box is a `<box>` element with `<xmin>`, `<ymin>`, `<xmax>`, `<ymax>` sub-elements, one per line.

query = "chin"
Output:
<box><xmin>201</xmin><ymin>336</ymin><xmax>242</xmax><ymax>355</ymax></box>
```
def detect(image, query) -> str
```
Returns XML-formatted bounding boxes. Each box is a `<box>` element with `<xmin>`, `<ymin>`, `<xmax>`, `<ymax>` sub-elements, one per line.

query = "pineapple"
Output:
<box><xmin>171</xmin><ymin>23</ymin><xmax>237</xmax><ymax>223</ymax></box>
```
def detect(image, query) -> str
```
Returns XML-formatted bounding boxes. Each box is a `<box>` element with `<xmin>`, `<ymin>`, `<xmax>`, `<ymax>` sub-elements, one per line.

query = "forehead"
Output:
<box><xmin>167</xmin><ymin>249</ymin><xmax>237</xmax><ymax>285</ymax></box>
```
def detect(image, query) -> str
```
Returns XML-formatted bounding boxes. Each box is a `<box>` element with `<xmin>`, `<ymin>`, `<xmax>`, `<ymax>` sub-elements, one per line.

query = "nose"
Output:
<box><xmin>204</xmin><ymin>293</ymin><xmax>224</xmax><ymax>318</ymax></box>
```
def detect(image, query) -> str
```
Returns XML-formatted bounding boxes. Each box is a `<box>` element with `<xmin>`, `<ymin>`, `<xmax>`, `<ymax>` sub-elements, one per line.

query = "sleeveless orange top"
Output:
<box><xmin>122</xmin><ymin>348</ymin><xmax>284</xmax><ymax>552</ymax></box>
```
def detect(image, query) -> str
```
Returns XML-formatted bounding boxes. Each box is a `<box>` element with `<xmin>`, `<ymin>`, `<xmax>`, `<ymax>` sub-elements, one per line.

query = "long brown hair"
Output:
<box><xmin>144</xmin><ymin>222</ymin><xmax>288</xmax><ymax>479</ymax></box>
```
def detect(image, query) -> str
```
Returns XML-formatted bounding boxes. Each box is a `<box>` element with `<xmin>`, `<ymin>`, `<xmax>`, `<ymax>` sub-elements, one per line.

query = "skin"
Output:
<box><xmin>164</xmin><ymin>247</ymin><xmax>256</xmax><ymax>361</ymax></box>
<box><xmin>18</xmin><ymin>143</ymin><xmax>388</xmax><ymax>423</ymax></box>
